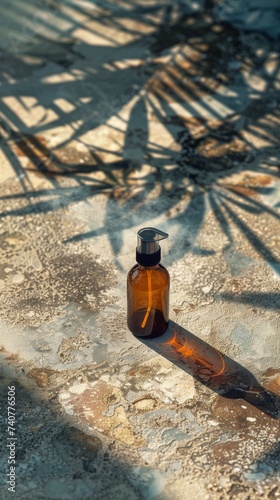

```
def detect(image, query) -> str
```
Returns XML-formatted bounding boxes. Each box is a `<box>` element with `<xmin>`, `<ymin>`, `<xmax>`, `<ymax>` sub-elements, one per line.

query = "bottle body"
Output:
<box><xmin>127</xmin><ymin>264</ymin><xmax>170</xmax><ymax>338</ymax></box>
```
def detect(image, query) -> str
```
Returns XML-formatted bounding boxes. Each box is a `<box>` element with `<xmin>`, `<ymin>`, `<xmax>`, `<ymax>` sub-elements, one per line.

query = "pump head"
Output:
<box><xmin>136</xmin><ymin>227</ymin><xmax>168</xmax><ymax>267</ymax></box>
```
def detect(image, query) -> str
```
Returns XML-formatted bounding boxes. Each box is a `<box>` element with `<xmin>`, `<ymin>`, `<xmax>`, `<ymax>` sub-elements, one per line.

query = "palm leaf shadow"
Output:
<box><xmin>0</xmin><ymin>0</ymin><xmax>279</xmax><ymax>266</ymax></box>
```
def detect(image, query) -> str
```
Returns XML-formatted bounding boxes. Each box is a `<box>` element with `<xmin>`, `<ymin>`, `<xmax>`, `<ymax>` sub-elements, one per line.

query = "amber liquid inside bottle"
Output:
<box><xmin>127</xmin><ymin>264</ymin><xmax>170</xmax><ymax>338</ymax></box>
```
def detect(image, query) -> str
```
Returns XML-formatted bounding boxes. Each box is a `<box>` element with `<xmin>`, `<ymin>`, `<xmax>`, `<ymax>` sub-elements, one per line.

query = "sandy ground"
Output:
<box><xmin>0</xmin><ymin>1</ymin><xmax>279</xmax><ymax>499</ymax></box>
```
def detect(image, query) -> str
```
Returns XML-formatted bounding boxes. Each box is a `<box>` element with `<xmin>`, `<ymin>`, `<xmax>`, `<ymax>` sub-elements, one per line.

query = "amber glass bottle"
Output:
<box><xmin>127</xmin><ymin>228</ymin><xmax>170</xmax><ymax>338</ymax></box>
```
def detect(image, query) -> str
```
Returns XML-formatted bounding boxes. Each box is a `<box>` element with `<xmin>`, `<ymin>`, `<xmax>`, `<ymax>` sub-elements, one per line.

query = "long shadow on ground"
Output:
<box><xmin>140</xmin><ymin>320</ymin><xmax>280</xmax><ymax>420</ymax></box>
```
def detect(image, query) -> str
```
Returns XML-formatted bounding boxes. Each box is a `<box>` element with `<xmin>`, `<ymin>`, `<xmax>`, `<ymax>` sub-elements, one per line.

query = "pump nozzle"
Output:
<box><xmin>136</xmin><ymin>227</ymin><xmax>168</xmax><ymax>267</ymax></box>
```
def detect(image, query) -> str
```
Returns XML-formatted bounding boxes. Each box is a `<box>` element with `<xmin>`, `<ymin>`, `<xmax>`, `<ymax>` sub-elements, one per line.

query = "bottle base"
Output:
<box><xmin>128</xmin><ymin>308</ymin><xmax>169</xmax><ymax>339</ymax></box>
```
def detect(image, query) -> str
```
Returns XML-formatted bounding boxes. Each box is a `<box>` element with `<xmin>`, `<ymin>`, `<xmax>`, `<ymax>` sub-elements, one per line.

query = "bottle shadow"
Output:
<box><xmin>139</xmin><ymin>320</ymin><xmax>280</xmax><ymax>419</ymax></box>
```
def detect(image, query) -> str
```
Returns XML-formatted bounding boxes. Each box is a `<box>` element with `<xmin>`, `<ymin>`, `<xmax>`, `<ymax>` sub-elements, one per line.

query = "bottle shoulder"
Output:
<box><xmin>128</xmin><ymin>263</ymin><xmax>169</xmax><ymax>274</ymax></box>
<box><xmin>127</xmin><ymin>263</ymin><xmax>170</xmax><ymax>285</ymax></box>
<box><xmin>158</xmin><ymin>263</ymin><xmax>169</xmax><ymax>275</ymax></box>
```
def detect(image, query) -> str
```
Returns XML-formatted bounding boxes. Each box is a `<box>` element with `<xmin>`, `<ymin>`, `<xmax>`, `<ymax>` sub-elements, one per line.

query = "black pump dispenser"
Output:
<box><xmin>136</xmin><ymin>227</ymin><xmax>169</xmax><ymax>267</ymax></box>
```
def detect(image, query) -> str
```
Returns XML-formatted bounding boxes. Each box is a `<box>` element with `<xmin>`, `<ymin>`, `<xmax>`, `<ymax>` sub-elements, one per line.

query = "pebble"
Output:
<box><xmin>63</xmin><ymin>321</ymin><xmax>72</xmax><ymax>327</ymax></box>
<box><xmin>12</xmin><ymin>273</ymin><xmax>25</xmax><ymax>284</ymax></box>
<box><xmin>244</xmin><ymin>471</ymin><xmax>265</xmax><ymax>481</ymax></box>
<box><xmin>209</xmin><ymin>420</ymin><xmax>219</xmax><ymax>426</ymax></box>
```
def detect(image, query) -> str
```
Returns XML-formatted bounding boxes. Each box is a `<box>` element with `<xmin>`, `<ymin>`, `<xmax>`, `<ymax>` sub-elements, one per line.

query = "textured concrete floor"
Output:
<box><xmin>0</xmin><ymin>1</ymin><xmax>279</xmax><ymax>499</ymax></box>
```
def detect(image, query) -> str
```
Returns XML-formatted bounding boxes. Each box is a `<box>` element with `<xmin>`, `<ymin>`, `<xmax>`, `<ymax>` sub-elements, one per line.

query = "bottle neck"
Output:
<box><xmin>138</xmin><ymin>264</ymin><xmax>160</xmax><ymax>270</ymax></box>
<box><xmin>136</xmin><ymin>247</ymin><xmax>161</xmax><ymax>267</ymax></box>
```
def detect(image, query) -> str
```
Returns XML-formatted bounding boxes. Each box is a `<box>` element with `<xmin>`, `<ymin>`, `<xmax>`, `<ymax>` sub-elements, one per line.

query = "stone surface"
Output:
<box><xmin>0</xmin><ymin>1</ymin><xmax>279</xmax><ymax>499</ymax></box>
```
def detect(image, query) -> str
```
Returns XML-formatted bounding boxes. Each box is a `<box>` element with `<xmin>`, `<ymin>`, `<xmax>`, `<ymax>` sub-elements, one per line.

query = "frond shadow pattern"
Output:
<box><xmin>0</xmin><ymin>0</ymin><xmax>279</xmax><ymax>265</ymax></box>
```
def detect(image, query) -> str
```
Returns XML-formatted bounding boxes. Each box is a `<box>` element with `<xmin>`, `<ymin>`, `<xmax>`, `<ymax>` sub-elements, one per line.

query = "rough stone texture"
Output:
<box><xmin>0</xmin><ymin>1</ymin><xmax>279</xmax><ymax>499</ymax></box>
